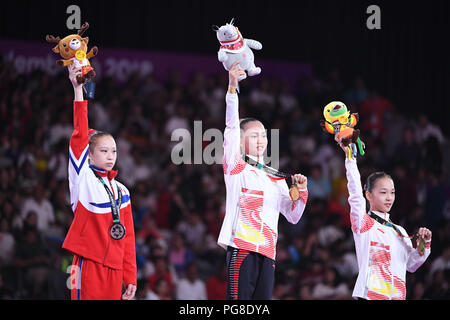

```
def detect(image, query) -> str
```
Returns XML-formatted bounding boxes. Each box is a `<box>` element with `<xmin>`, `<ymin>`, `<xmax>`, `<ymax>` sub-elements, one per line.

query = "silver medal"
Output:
<box><xmin>110</xmin><ymin>222</ymin><xmax>126</xmax><ymax>240</ymax></box>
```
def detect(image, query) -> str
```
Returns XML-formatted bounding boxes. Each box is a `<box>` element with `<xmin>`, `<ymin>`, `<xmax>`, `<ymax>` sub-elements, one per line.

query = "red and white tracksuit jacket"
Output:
<box><xmin>218</xmin><ymin>92</ymin><xmax>308</xmax><ymax>260</ymax></box>
<box><xmin>345</xmin><ymin>158</ymin><xmax>431</xmax><ymax>300</ymax></box>
<box><xmin>62</xmin><ymin>100</ymin><xmax>137</xmax><ymax>295</ymax></box>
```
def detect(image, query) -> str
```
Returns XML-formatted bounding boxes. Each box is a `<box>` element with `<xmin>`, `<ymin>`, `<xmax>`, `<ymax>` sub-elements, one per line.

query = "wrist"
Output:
<box><xmin>228</xmin><ymin>85</ymin><xmax>237</xmax><ymax>94</ymax></box>
<box><xmin>73</xmin><ymin>86</ymin><xmax>84</xmax><ymax>101</ymax></box>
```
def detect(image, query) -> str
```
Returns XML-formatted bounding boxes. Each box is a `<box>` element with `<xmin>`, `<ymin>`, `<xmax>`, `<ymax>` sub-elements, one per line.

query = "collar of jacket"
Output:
<box><xmin>371</xmin><ymin>210</ymin><xmax>390</xmax><ymax>222</ymax></box>
<box><xmin>89</xmin><ymin>164</ymin><xmax>118</xmax><ymax>180</ymax></box>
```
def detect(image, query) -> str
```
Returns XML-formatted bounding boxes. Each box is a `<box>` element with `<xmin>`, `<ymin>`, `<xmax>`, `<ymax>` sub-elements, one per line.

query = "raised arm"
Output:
<box><xmin>68</xmin><ymin>70</ymin><xmax>89</xmax><ymax>211</ymax></box>
<box><xmin>345</xmin><ymin>158</ymin><xmax>374</xmax><ymax>233</ymax></box>
<box><xmin>338</xmin><ymin>140</ymin><xmax>374</xmax><ymax>234</ymax></box>
<box><xmin>223</xmin><ymin>61</ymin><xmax>246</xmax><ymax>175</ymax></box>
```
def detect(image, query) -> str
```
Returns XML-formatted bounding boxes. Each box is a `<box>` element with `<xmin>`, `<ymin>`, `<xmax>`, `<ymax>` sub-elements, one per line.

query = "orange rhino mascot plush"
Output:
<box><xmin>46</xmin><ymin>22</ymin><xmax>98</xmax><ymax>84</ymax></box>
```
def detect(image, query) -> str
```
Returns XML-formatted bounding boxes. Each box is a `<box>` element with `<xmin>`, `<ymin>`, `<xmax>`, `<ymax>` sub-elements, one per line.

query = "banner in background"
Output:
<box><xmin>0</xmin><ymin>40</ymin><xmax>312</xmax><ymax>85</ymax></box>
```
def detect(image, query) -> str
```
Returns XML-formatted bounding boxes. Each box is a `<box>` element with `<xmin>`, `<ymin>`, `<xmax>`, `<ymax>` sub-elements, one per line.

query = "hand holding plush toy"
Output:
<box><xmin>320</xmin><ymin>101</ymin><xmax>365</xmax><ymax>158</ymax></box>
<box><xmin>46</xmin><ymin>22</ymin><xmax>98</xmax><ymax>84</ymax></box>
<box><xmin>214</xmin><ymin>18</ymin><xmax>262</xmax><ymax>82</ymax></box>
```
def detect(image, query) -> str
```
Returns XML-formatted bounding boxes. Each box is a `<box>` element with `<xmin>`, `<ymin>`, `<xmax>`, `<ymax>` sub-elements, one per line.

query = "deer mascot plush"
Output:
<box><xmin>46</xmin><ymin>22</ymin><xmax>98</xmax><ymax>84</ymax></box>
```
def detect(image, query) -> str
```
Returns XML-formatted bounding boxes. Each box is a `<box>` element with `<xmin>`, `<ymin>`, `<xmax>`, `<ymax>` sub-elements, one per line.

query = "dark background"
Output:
<box><xmin>1</xmin><ymin>0</ymin><xmax>449</xmax><ymax>133</ymax></box>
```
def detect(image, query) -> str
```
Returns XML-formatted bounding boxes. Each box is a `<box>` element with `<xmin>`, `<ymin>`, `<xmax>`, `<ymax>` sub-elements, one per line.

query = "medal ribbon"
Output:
<box><xmin>368</xmin><ymin>211</ymin><xmax>412</xmax><ymax>238</ymax></box>
<box><xmin>368</xmin><ymin>211</ymin><xmax>427</xmax><ymax>254</ymax></box>
<box><xmin>243</xmin><ymin>155</ymin><xmax>292</xmax><ymax>180</ymax></box>
<box><xmin>243</xmin><ymin>155</ymin><xmax>305</xmax><ymax>201</ymax></box>
<box><xmin>90</xmin><ymin>166</ymin><xmax>122</xmax><ymax>223</ymax></box>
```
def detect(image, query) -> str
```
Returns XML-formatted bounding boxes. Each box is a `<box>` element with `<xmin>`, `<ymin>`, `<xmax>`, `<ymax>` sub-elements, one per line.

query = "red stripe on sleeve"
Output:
<box><xmin>70</xmin><ymin>100</ymin><xmax>89</xmax><ymax>159</ymax></box>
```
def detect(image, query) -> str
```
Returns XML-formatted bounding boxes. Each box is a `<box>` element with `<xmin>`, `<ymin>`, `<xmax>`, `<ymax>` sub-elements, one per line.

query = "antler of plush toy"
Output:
<box><xmin>45</xmin><ymin>35</ymin><xmax>61</xmax><ymax>44</ymax></box>
<box><xmin>77</xmin><ymin>22</ymin><xmax>89</xmax><ymax>36</ymax></box>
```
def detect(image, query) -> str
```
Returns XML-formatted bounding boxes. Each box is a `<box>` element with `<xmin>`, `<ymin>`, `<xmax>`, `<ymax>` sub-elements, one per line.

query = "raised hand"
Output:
<box><xmin>335</xmin><ymin>135</ymin><xmax>351</xmax><ymax>159</ymax></box>
<box><xmin>69</xmin><ymin>70</ymin><xmax>84</xmax><ymax>101</ymax></box>
<box><xmin>228</xmin><ymin>60</ymin><xmax>246</xmax><ymax>89</ymax></box>
<box><xmin>293</xmin><ymin>174</ymin><xmax>308</xmax><ymax>190</ymax></box>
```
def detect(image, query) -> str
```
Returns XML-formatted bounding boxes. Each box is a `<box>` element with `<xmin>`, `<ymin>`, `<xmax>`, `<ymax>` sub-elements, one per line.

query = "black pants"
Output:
<box><xmin>226</xmin><ymin>246</ymin><xmax>275</xmax><ymax>300</ymax></box>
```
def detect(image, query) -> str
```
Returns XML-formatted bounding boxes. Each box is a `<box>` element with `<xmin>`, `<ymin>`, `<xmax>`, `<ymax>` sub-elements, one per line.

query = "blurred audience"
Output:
<box><xmin>0</xmin><ymin>57</ymin><xmax>449</xmax><ymax>300</ymax></box>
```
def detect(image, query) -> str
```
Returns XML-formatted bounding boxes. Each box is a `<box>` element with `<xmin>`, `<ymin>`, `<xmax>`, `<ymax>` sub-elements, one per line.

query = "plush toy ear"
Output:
<box><xmin>229</xmin><ymin>18</ymin><xmax>235</xmax><ymax>25</ymax></box>
<box><xmin>211</xmin><ymin>25</ymin><xmax>219</xmax><ymax>32</ymax></box>
<box><xmin>82</xmin><ymin>37</ymin><xmax>89</xmax><ymax>45</ymax></box>
<box><xmin>52</xmin><ymin>45</ymin><xmax>60</xmax><ymax>53</ymax></box>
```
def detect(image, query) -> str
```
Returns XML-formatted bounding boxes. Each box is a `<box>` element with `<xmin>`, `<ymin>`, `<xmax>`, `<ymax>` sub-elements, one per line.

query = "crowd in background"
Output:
<box><xmin>0</xmin><ymin>55</ymin><xmax>449</xmax><ymax>300</ymax></box>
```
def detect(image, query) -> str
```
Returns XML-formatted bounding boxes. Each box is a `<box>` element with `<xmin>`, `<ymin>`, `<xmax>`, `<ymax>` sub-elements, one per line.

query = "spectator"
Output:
<box><xmin>169</xmin><ymin>232</ymin><xmax>194</xmax><ymax>277</ymax></box>
<box><xmin>298</xmin><ymin>283</ymin><xmax>314</xmax><ymax>300</ymax></box>
<box><xmin>429</xmin><ymin>247</ymin><xmax>450</xmax><ymax>275</ymax></box>
<box><xmin>176</xmin><ymin>213</ymin><xmax>206</xmax><ymax>251</ymax></box>
<box><xmin>0</xmin><ymin>218</ymin><xmax>15</xmax><ymax>266</ymax></box>
<box><xmin>206</xmin><ymin>265</ymin><xmax>227</xmax><ymax>300</ymax></box>
<box><xmin>13</xmin><ymin>227</ymin><xmax>49</xmax><ymax>298</ymax></box>
<box><xmin>307</xmin><ymin>164</ymin><xmax>332</xmax><ymax>200</ymax></box>
<box><xmin>146</xmin><ymin>277</ymin><xmax>174</xmax><ymax>300</ymax></box>
<box><xmin>176</xmin><ymin>262</ymin><xmax>207</xmax><ymax>300</ymax></box>
<box><xmin>359</xmin><ymin>90</ymin><xmax>393</xmax><ymax>138</ymax></box>
<box><xmin>147</xmin><ymin>256</ymin><xmax>176</xmax><ymax>296</ymax></box>
<box><xmin>317</xmin><ymin>215</ymin><xmax>345</xmax><ymax>247</ymax></box>
<box><xmin>415</xmin><ymin>114</ymin><xmax>445</xmax><ymax>146</ymax></box>
<box><xmin>311</xmin><ymin>267</ymin><xmax>351</xmax><ymax>300</ymax></box>
<box><xmin>392</xmin><ymin>127</ymin><xmax>421</xmax><ymax>172</ymax></box>
<box><xmin>18</xmin><ymin>185</ymin><xmax>55</xmax><ymax>234</ymax></box>
<box><xmin>344</xmin><ymin>75</ymin><xmax>368</xmax><ymax>107</ymax></box>
<box><xmin>423</xmin><ymin>270</ymin><xmax>449</xmax><ymax>299</ymax></box>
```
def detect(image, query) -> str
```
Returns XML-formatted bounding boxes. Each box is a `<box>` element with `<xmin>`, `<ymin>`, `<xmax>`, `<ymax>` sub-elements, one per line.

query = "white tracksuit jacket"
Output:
<box><xmin>217</xmin><ymin>92</ymin><xmax>308</xmax><ymax>260</ymax></box>
<box><xmin>345</xmin><ymin>158</ymin><xmax>431</xmax><ymax>300</ymax></box>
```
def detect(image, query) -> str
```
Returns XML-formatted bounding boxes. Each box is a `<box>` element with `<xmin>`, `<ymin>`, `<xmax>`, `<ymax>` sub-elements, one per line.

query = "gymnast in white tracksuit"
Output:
<box><xmin>338</xmin><ymin>140</ymin><xmax>432</xmax><ymax>300</ymax></box>
<box><xmin>218</xmin><ymin>61</ymin><xmax>309</xmax><ymax>300</ymax></box>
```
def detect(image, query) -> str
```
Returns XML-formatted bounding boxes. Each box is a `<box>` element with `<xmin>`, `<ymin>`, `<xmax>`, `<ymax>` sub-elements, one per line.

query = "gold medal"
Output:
<box><xmin>417</xmin><ymin>237</ymin><xmax>426</xmax><ymax>255</ymax></box>
<box><xmin>289</xmin><ymin>184</ymin><xmax>300</xmax><ymax>201</ymax></box>
<box><xmin>75</xmin><ymin>50</ymin><xmax>86</xmax><ymax>61</ymax></box>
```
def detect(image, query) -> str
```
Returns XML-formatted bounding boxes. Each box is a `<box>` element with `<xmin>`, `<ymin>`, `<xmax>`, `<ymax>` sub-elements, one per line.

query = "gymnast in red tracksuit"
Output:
<box><xmin>62</xmin><ymin>70</ymin><xmax>137</xmax><ymax>300</ymax></box>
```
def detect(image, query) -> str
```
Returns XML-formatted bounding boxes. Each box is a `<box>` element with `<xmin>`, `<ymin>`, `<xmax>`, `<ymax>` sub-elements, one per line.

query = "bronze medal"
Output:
<box><xmin>417</xmin><ymin>237</ymin><xmax>426</xmax><ymax>255</ymax></box>
<box><xmin>289</xmin><ymin>184</ymin><xmax>300</xmax><ymax>201</ymax></box>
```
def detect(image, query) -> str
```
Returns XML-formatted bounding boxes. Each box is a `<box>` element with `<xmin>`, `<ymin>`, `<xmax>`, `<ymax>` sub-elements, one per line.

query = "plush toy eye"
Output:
<box><xmin>63</xmin><ymin>43</ymin><xmax>66</xmax><ymax>47</ymax></box>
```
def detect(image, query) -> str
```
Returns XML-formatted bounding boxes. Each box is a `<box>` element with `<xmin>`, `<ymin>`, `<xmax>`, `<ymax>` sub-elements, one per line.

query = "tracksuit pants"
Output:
<box><xmin>226</xmin><ymin>246</ymin><xmax>275</xmax><ymax>300</ymax></box>
<box><xmin>70</xmin><ymin>255</ymin><xmax>123</xmax><ymax>300</ymax></box>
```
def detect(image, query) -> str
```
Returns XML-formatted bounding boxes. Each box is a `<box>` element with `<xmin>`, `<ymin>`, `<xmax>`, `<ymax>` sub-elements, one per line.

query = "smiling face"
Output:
<box><xmin>240</xmin><ymin>120</ymin><xmax>268</xmax><ymax>157</ymax></box>
<box><xmin>53</xmin><ymin>34</ymin><xmax>88</xmax><ymax>59</ymax></box>
<box><xmin>365</xmin><ymin>177</ymin><xmax>396</xmax><ymax>213</ymax></box>
<box><xmin>89</xmin><ymin>134</ymin><xmax>117</xmax><ymax>171</ymax></box>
